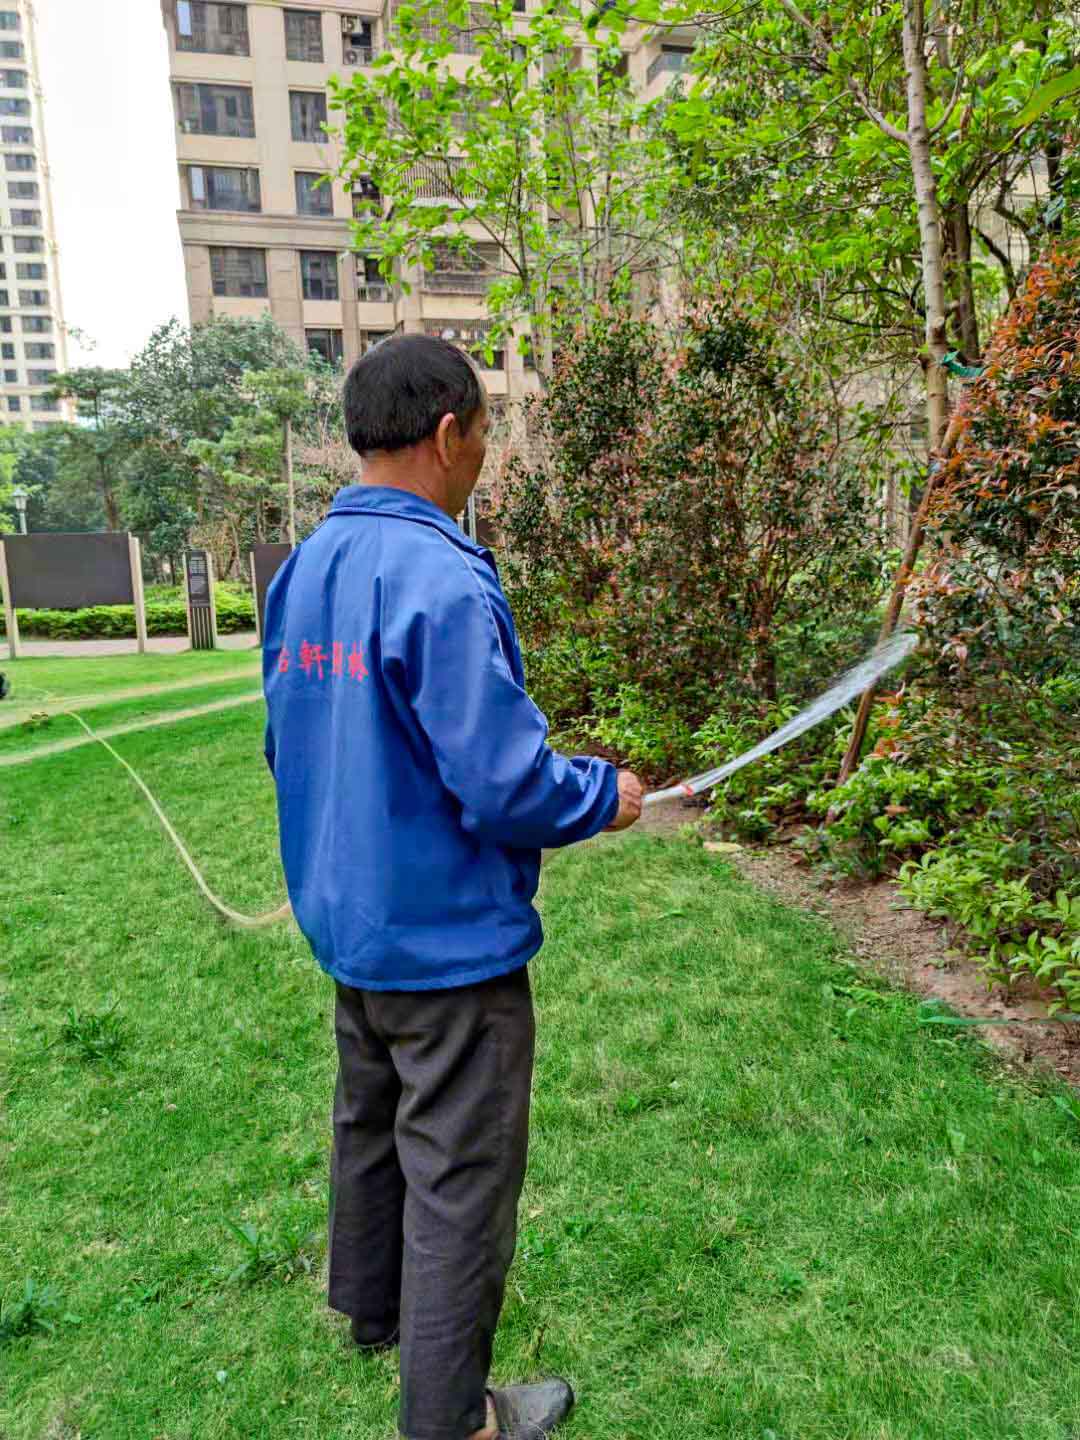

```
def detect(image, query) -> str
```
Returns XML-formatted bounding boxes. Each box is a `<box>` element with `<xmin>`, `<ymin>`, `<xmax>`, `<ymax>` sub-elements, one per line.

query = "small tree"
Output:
<box><xmin>496</xmin><ymin>307</ymin><xmax>883</xmax><ymax>729</ymax></box>
<box><xmin>48</xmin><ymin>368</ymin><xmax>134</xmax><ymax>530</ymax></box>
<box><xmin>913</xmin><ymin>242</ymin><xmax>1080</xmax><ymax>716</ymax></box>
<box><xmin>331</xmin><ymin>0</ymin><xmax>675</xmax><ymax>380</ymax></box>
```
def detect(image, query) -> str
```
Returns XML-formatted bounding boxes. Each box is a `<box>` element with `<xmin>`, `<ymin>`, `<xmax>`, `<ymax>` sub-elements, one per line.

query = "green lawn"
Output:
<box><xmin>0</xmin><ymin>676</ymin><xmax>263</xmax><ymax>759</ymax></box>
<box><xmin>1</xmin><ymin>649</ymin><xmax>260</xmax><ymax>708</ymax></box>
<box><xmin>3</xmin><ymin>698</ymin><xmax>1080</xmax><ymax>1439</ymax></box>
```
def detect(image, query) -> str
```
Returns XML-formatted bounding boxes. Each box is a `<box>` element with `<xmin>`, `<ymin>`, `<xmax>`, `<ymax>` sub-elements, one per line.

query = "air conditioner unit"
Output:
<box><xmin>341</xmin><ymin>14</ymin><xmax>359</xmax><ymax>32</ymax></box>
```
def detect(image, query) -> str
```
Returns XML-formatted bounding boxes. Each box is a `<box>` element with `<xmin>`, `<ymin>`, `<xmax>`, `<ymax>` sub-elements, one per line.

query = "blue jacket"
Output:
<box><xmin>262</xmin><ymin>484</ymin><xmax>618</xmax><ymax>991</ymax></box>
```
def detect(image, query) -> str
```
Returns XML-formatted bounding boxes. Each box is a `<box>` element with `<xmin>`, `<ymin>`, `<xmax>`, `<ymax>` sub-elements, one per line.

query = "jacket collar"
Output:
<box><xmin>329</xmin><ymin>484</ymin><xmax>489</xmax><ymax>558</ymax></box>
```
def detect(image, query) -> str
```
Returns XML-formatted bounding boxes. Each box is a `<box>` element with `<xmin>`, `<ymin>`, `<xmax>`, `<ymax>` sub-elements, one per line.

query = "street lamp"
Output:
<box><xmin>11</xmin><ymin>486</ymin><xmax>28</xmax><ymax>535</ymax></box>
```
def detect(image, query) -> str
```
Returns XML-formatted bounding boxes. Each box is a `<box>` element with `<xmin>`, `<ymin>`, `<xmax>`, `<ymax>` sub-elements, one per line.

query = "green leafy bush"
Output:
<box><xmin>497</xmin><ymin>306</ymin><xmax>885</xmax><ymax>738</ymax></box>
<box><xmin>900</xmin><ymin>832</ymin><xmax>1080</xmax><ymax>1013</ymax></box>
<box><xmin>1</xmin><ymin>583</ymin><xmax>255</xmax><ymax>639</ymax></box>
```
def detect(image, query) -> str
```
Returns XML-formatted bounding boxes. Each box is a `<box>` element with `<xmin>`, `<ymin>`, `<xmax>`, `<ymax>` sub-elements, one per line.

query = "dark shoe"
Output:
<box><xmin>349</xmin><ymin>1315</ymin><xmax>399</xmax><ymax>1352</ymax></box>
<box><xmin>489</xmin><ymin>1378</ymin><xmax>575</xmax><ymax>1438</ymax></box>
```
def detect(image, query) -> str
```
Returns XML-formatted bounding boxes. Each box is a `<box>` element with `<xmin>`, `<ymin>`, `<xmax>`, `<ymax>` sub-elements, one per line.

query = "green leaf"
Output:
<box><xmin>1013</xmin><ymin>66</ymin><xmax>1080</xmax><ymax>126</ymax></box>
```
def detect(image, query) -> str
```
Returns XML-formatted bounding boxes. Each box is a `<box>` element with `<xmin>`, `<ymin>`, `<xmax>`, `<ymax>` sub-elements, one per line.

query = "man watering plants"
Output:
<box><xmin>263</xmin><ymin>334</ymin><xmax>643</xmax><ymax>1440</ymax></box>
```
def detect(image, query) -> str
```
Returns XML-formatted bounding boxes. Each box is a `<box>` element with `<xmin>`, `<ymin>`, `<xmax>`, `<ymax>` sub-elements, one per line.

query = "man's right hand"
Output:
<box><xmin>606</xmin><ymin>769</ymin><xmax>644</xmax><ymax>831</ymax></box>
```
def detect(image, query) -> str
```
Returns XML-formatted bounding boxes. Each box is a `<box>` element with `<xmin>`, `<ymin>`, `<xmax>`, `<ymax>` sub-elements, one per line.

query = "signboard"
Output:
<box><xmin>184</xmin><ymin>549</ymin><xmax>218</xmax><ymax>651</ymax></box>
<box><xmin>3</xmin><ymin>531</ymin><xmax>135</xmax><ymax>610</ymax></box>
<box><xmin>1</xmin><ymin>531</ymin><xmax>147</xmax><ymax>660</ymax></box>
<box><xmin>250</xmin><ymin>543</ymin><xmax>292</xmax><ymax>644</ymax></box>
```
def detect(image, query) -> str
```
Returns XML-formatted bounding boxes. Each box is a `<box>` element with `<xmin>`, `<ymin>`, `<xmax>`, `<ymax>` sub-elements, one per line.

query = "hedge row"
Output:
<box><xmin>0</xmin><ymin>587</ymin><xmax>256</xmax><ymax>640</ymax></box>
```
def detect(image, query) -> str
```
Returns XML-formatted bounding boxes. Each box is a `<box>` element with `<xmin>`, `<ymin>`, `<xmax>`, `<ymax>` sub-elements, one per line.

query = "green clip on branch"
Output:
<box><xmin>943</xmin><ymin>351</ymin><xmax>985</xmax><ymax>380</ymax></box>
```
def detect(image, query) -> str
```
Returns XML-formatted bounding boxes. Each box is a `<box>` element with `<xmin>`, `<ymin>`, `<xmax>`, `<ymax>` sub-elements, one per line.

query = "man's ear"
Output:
<box><xmin>433</xmin><ymin>411</ymin><xmax>458</xmax><ymax>469</ymax></box>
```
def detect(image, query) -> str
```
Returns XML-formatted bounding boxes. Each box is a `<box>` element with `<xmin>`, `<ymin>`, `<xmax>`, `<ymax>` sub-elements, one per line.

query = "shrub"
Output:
<box><xmin>0</xmin><ymin>583</ymin><xmax>255</xmax><ymax>639</ymax></box>
<box><xmin>495</xmin><ymin>306</ymin><xmax>885</xmax><ymax>737</ymax></box>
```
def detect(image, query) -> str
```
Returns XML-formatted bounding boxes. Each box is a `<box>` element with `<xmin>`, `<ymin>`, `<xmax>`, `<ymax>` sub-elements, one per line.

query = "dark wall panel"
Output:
<box><xmin>5</xmin><ymin>532</ymin><xmax>134</xmax><ymax>610</ymax></box>
<box><xmin>252</xmin><ymin>543</ymin><xmax>292</xmax><ymax>639</ymax></box>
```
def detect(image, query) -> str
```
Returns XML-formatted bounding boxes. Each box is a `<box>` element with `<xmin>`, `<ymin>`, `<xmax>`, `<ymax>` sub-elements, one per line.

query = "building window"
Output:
<box><xmin>300</xmin><ymin>250</ymin><xmax>339</xmax><ymax>300</ymax></box>
<box><xmin>356</xmin><ymin>255</ymin><xmax>391</xmax><ymax>301</ymax></box>
<box><xmin>8</xmin><ymin>179</ymin><xmax>35</xmax><ymax>198</ymax></box>
<box><xmin>1</xmin><ymin>124</ymin><xmax>30</xmax><ymax>142</ymax></box>
<box><xmin>305</xmin><ymin>328</ymin><xmax>344</xmax><ymax>366</ymax></box>
<box><xmin>209</xmin><ymin>246</ymin><xmax>268</xmax><ymax>297</ymax></box>
<box><xmin>284</xmin><ymin>9</ymin><xmax>323</xmax><ymax>62</ymax></box>
<box><xmin>295</xmin><ymin>170</ymin><xmax>332</xmax><ymax>216</ymax></box>
<box><xmin>4</xmin><ymin>151</ymin><xmax>34</xmax><ymax>171</ymax></box>
<box><xmin>342</xmin><ymin>20</ymin><xmax>375</xmax><ymax>66</ymax></box>
<box><xmin>22</xmin><ymin>314</ymin><xmax>49</xmax><ymax>332</ymax></box>
<box><xmin>175</xmin><ymin>82</ymin><xmax>255</xmax><ymax>138</ymax></box>
<box><xmin>362</xmin><ymin>330</ymin><xmax>393</xmax><ymax>352</ymax></box>
<box><xmin>0</xmin><ymin>290</ymin><xmax>8</xmax><ymax>306</ymax></box>
<box><xmin>0</xmin><ymin>96</ymin><xmax>27</xmax><ymax>115</ymax></box>
<box><xmin>0</xmin><ymin>70</ymin><xmax>26</xmax><ymax>88</ymax></box>
<box><xmin>28</xmin><ymin>367</ymin><xmax>55</xmax><ymax>385</ymax></box>
<box><xmin>24</xmin><ymin>341</ymin><xmax>52</xmax><ymax>359</ymax></box>
<box><xmin>6</xmin><ymin>395</ymin><xmax>19</xmax><ymax>411</ymax></box>
<box><xmin>12</xmin><ymin>234</ymin><xmax>42</xmax><ymax>252</ymax></box>
<box><xmin>424</xmin><ymin>319</ymin><xmax>504</xmax><ymax>370</ymax></box>
<box><xmin>351</xmin><ymin>176</ymin><xmax>381</xmax><ymax>216</ymax></box>
<box><xmin>289</xmin><ymin>90</ymin><xmax>327</xmax><ymax>142</ymax></box>
<box><xmin>0</xmin><ymin>40</ymin><xmax>22</xmax><ymax>59</ymax></box>
<box><xmin>175</xmin><ymin>1</ymin><xmax>250</xmax><ymax>57</ymax></box>
<box><xmin>0</xmin><ymin>12</ymin><xmax>20</xmax><ymax>30</ymax></box>
<box><xmin>10</xmin><ymin>208</ymin><xmax>38</xmax><ymax>225</ymax></box>
<box><xmin>16</xmin><ymin>261</ymin><xmax>44</xmax><ymax>279</ymax></box>
<box><xmin>646</xmin><ymin>44</ymin><xmax>693</xmax><ymax>85</ymax></box>
<box><xmin>187</xmin><ymin>165</ymin><xmax>261</xmax><ymax>212</ymax></box>
<box><xmin>19</xmin><ymin>288</ymin><xmax>48</xmax><ymax>306</ymax></box>
<box><xmin>3</xmin><ymin>367</ymin><xmax>14</xmax><ymax>382</ymax></box>
<box><xmin>31</xmin><ymin>394</ymin><xmax>58</xmax><ymax>412</ymax></box>
<box><xmin>0</xmin><ymin>315</ymin><xmax>10</xmax><ymax>331</ymax></box>
<box><xmin>425</xmin><ymin>241</ymin><xmax>499</xmax><ymax>294</ymax></box>
<box><xmin>1</xmin><ymin>342</ymin><xmax>14</xmax><ymax>358</ymax></box>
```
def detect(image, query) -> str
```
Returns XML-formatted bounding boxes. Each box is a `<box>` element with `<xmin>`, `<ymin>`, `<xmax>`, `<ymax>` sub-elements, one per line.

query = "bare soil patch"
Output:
<box><xmin>638</xmin><ymin>793</ymin><xmax>1080</xmax><ymax>1089</ymax></box>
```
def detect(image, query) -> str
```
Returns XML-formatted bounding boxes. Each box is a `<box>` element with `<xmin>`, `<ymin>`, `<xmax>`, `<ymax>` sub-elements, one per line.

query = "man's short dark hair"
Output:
<box><xmin>343</xmin><ymin>334</ymin><xmax>483</xmax><ymax>455</ymax></box>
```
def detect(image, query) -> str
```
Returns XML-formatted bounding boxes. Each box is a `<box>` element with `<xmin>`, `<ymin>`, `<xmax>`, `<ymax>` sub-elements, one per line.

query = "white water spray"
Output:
<box><xmin>644</xmin><ymin>630</ymin><xmax>918</xmax><ymax>807</ymax></box>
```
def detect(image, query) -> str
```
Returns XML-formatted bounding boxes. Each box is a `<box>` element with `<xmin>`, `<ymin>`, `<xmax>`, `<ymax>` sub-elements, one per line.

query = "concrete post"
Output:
<box><xmin>128</xmin><ymin>534</ymin><xmax>148</xmax><ymax>655</ymax></box>
<box><xmin>0</xmin><ymin>538</ymin><xmax>19</xmax><ymax>661</ymax></box>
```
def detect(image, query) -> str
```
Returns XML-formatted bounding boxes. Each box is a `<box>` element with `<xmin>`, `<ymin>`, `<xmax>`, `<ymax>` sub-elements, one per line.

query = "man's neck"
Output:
<box><xmin>360</xmin><ymin>459</ymin><xmax>450</xmax><ymax>516</ymax></box>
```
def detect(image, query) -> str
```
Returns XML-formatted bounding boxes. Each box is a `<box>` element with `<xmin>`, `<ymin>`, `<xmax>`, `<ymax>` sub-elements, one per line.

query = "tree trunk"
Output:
<box><xmin>98</xmin><ymin>459</ymin><xmax>120</xmax><ymax>531</ymax></box>
<box><xmin>833</xmin><ymin>408</ymin><xmax>965</xmax><ymax>787</ymax></box>
<box><xmin>946</xmin><ymin>201</ymin><xmax>980</xmax><ymax>362</ymax></box>
<box><xmin>902</xmin><ymin>0</ymin><xmax>950</xmax><ymax>452</ymax></box>
<box><xmin>283</xmin><ymin>416</ymin><xmax>296</xmax><ymax>547</ymax></box>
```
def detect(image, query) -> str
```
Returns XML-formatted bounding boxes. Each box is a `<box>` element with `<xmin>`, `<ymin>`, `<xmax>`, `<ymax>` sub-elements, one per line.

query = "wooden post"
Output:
<box><xmin>128</xmin><ymin>534</ymin><xmax>148</xmax><ymax>655</ymax></box>
<box><xmin>834</xmin><ymin>411</ymin><xmax>965</xmax><ymax>786</ymax></box>
<box><xmin>250</xmin><ymin>550</ymin><xmax>262</xmax><ymax>646</ymax></box>
<box><xmin>0</xmin><ymin>537</ymin><xmax>19</xmax><ymax>661</ymax></box>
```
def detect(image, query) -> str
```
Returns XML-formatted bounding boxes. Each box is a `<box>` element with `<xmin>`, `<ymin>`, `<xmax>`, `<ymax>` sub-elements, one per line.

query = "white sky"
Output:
<box><xmin>37</xmin><ymin>0</ymin><xmax>188</xmax><ymax>369</ymax></box>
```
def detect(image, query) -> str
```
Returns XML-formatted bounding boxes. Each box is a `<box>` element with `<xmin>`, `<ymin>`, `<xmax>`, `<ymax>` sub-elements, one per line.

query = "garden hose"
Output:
<box><xmin>17</xmin><ymin>682</ymin><xmax>292</xmax><ymax>930</ymax></box>
<box><xmin>16</xmin><ymin>630</ymin><xmax>917</xmax><ymax>933</ymax></box>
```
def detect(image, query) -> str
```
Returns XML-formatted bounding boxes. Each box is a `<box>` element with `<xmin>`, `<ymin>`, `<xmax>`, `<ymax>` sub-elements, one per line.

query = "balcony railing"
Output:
<box><xmin>646</xmin><ymin>48</ymin><xmax>692</xmax><ymax>86</ymax></box>
<box><xmin>357</xmin><ymin>282</ymin><xmax>393</xmax><ymax>303</ymax></box>
<box><xmin>406</xmin><ymin>156</ymin><xmax>477</xmax><ymax>200</ymax></box>
<box><xmin>424</xmin><ymin>272</ymin><xmax>491</xmax><ymax>294</ymax></box>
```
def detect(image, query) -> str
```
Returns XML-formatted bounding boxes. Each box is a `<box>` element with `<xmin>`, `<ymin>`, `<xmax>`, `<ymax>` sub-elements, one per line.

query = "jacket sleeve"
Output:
<box><xmin>403</xmin><ymin>561</ymin><xmax>619</xmax><ymax>849</ymax></box>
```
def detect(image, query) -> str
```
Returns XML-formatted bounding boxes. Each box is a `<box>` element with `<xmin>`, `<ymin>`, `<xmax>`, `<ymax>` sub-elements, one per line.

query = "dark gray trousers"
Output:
<box><xmin>328</xmin><ymin>965</ymin><xmax>536</xmax><ymax>1440</ymax></box>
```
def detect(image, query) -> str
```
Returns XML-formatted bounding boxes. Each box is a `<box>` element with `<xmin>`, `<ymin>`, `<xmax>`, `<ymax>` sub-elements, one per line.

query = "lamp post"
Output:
<box><xmin>11</xmin><ymin>486</ymin><xmax>28</xmax><ymax>535</ymax></box>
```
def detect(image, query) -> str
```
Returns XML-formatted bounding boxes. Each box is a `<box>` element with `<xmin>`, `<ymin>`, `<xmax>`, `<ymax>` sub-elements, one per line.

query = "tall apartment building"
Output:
<box><xmin>160</xmin><ymin>0</ymin><xmax>694</xmax><ymax>395</ymax></box>
<box><xmin>0</xmin><ymin>0</ymin><xmax>69</xmax><ymax>429</ymax></box>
